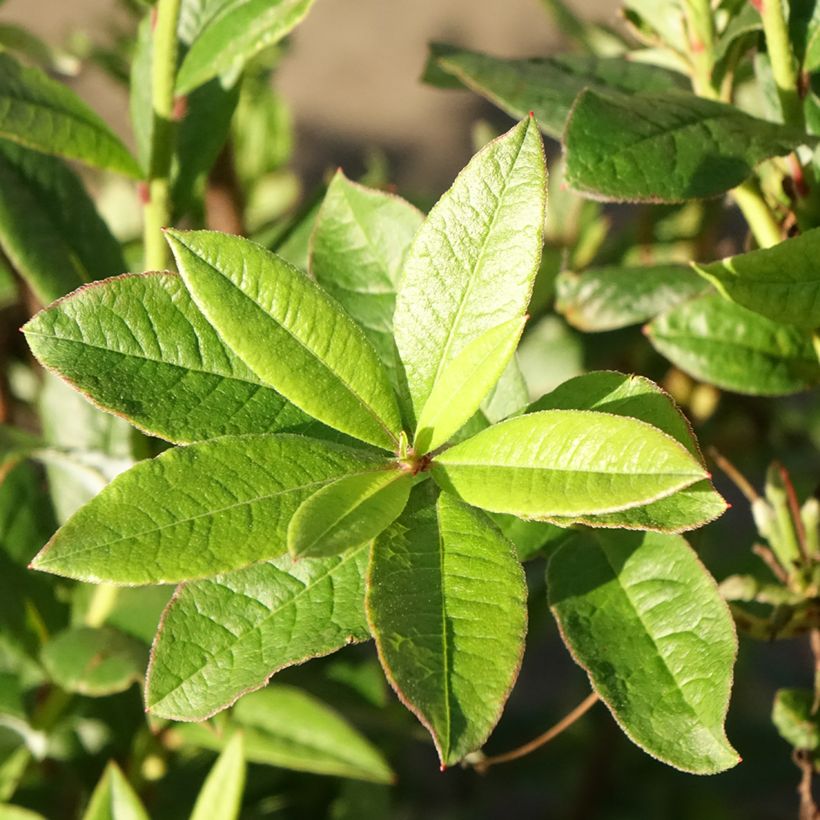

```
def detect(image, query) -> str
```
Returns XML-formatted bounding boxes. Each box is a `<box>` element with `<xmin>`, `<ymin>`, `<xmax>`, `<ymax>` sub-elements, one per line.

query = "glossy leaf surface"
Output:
<box><xmin>647</xmin><ymin>293</ymin><xmax>820</xmax><ymax>395</ymax></box>
<box><xmin>167</xmin><ymin>229</ymin><xmax>403</xmax><ymax>450</ymax></box>
<box><xmin>32</xmin><ymin>435</ymin><xmax>382</xmax><ymax>585</ymax></box>
<box><xmin>564</xmin><ymin>90</ymin><xmax>810</xmax><ymax>202</ymax></box>
<box><xmin>24</xmin><ymin>273</ymin><xmax>314</xmax><ymax>444</ymax></box>
<box><xmin>146</xmin><ymin>545</ymin><xmax>371</xmax><ymax>720</ymax></box>
<box><xmin>432</xmin><ymin>410</ymin><xmax>707</xmax><ymax>518</ymax></box>
<box><xmin>0</xmin><ymin>53</ymin><xmax>140</xmax><ymax>177</ymax></box>
<box><xmin>367</xmin><ymin>488</ymin><xmax>527</xmax><ymax>766</ymax></box>
<box><xmin>549</xmin><ymin>529</ymin><xmax>739</xmax><ymax>774</ymax></box>
<box><xmin>394</xmin><ymin>118</ymin><xmax>545</xmax><ymax>429</ymax></box>
<box><xmin>288</xmin><ymin>469</ymin><xmax>411</xmax><ymax>558</ymax></box>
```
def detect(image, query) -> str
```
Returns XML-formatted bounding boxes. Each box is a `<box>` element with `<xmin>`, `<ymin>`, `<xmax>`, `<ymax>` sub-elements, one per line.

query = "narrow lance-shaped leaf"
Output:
<box><xmin>0</xmin><ymin>53</ymin><xmax>140</xmax><ymax>177</ymax></box>
<box><xmin>31</xmin><ymin>435</ymin><xmax>385</xmax><ymax>585</ymax></box>
<box><xmin>147</xmin><ymin>545</ymin><xmax>372</xmax><ymax>721</ymax></box>
<box><xmin>423</xmin><ymin>44</ymin><xmax>687</xmax><ymax>139</ymax></box>
<box><xmin>394</xmin><ymin>117</ymin><xmax>546</xmax><ymax>436</ymax></box>
<box><xmin>431</xmin><ymin>410</ymin><xmax>708</xmax><ymax>519</ymax></box>
<box><xmin>414</xmin><ymin>317</ymin><xmax>526</xmax><ymax>453</ymax></box>
<box><xmin>167</xmin><ymin>229</ymin><xmax>403</xmax><ymax>451</ymax></box>
<box><xmin>174</xmin><ymin>685</ymin><xmax>394</xmax><ymax>783</ymax></box>
<box><xmin>309</xmin><ymin>170</ymin><xmax>424</xmax><ymax>378</ymax></box>
<box><xmin>190</xmin><ymin>733</ymin><xmax>246</xmax><ymax>820</ymax></box>
<box><xmin>564</xmin><ymin>89</ymin><xmax>811</xmax><ymax>202</ymax></box>
<box><xmin>24</xmin><ymin>273</ymin><xmax>318</xmax><ymax>444</ymax></box>
<box><xmin>646</xmin><ymin>292</ymin><xmax>820</xmax><ymax>396</ymax></box>
<box><xmin>367</xmin><ymin>486</ymin><xmax>527</xmax><ymax>767</ymax></box>
<box><xmin>528</xmin><ymin>372</ymin><xmax>726</xmax><ymax>533</ymax></box>
<box><xmin>548</xmin><ymin>529</ymin><xmax>739</xmax><ymax>774</ymax></box>
<box><xmin>555</xmin><ymin>264</ymin><xmax>708</xmax><ymax>332</ymax></box>
<box><xmin>694</xmin><ymin>229</ymin><xmax>820</xmax><ymax>328</ymax></box>
<box><xmin>176</xmin><ymin>0</ymin><xmax>318</xmax><ymax>95</ymax></box>
<box><xmin>288</xmin><ymin>468</ymin><xmax>412</xmax><ymax>559</ymax></box>
<box><xmin>81</xmin><ymin>762</ymin><xmax>149</xmax><ymax>820</ymax></box>
<box><xmin>0</xmin><ymin>141</ymin><xmax>125</xmax><ymax>304</ymax></box>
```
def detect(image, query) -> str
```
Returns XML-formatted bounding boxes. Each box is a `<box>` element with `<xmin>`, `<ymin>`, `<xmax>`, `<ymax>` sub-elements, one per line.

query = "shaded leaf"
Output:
<box><xmin>548</xmin><ymin>529</ymin><xmax>739</xmax><ymax>774</ymax></box>
<box><xmin>772</xmin><ymin>689</ymin><xmax>820</xmax><ymax>750</ymax></box>
<box><xmin>167</xmin><ymin>229</ymin><xmax>403</xmax><ymax>451</ymax></box>
<box><xmin>646</xmin><ymin>292</ymin><xmax>820</xmax><ymax>395</ymax></box>
<box><xmin>32</xmin><ymin>435</ymin><xmax>383</xmax><ymax>585</ymax></box>
<box><xmin>564</xmin><ymin>89</ymin><xmax>810</xmax><ymax>202</ymax></box>
<box><xmin>147</xmin><ymin>544</ymin><xmax>372</xmax><ymax>720</ymax></box>
<box><xmin>367</xmin><ymin>487</ymin><xmax>527</xmax><ymax>766</ymax></box>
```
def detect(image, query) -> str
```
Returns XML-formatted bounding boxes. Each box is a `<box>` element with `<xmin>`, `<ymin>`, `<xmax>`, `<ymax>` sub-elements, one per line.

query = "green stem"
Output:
<box><xmin>731</xmin><ymin>179</ymin><xmax>782</xmax><ymax>248</ymax></box>
<box><xmin>759</xmin><ymin>0</ymin><xmax>805</xmax><ymax>129</ymax></box>
<box><xmin>84</xmin><ymin>584</ymin><xmax>120</xmax><ymax>628</ymax></box>
<box><xmin>683</xmin><ymin>0</ymin><xmax>717</xmax><ymax>99</ymax></box>
<box><xmin>143</xmin><ymin>0</ymin><xmax>182</xmax><ymax>271</ymax></box>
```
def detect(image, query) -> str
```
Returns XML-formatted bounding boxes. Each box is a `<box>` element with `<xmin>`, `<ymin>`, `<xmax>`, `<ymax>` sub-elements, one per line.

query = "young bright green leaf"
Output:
<box><xmin>176</xmin><ymin>685</ymin><xmax>394</xmax><ymax>783</ymax></box>
<box><xmin>423</xmin><ymin>44</ymin><xmax>687</xmax><ymax>138</ymax></box>
<box><xmin>0</xmin><ymin>53</ymin><xmax>140</xmax><ymax>177</ymax></box>
<box><xmin>40</xmin><ymin>626</ymin><xmax>146</xmax><ymax>697</ymax></box>
<box><xmin>367</xmin><ymin>488</ymin><xmax>527</xmax><ymax>767</ymax></box>
<box><xmin>310</xmin><ymin>171</ymin><xmax>423</xmax><ymax>377</ymax></box>
<box><xmin>176</xmin><ymin>0</ymin><xmax>318</xmax><ymax>95</ymax></box>
<box><xmin>772</xmin><ymin>689</ymin><xmax>820</xmax><ymax>750</ymax></box>
<box><xmin>694</xmin><ymin>229</ymin><xmax>820</xmax><ymax>328</ymax></box>
<box><xmin>190</xmin><ymin>733</ymin><xmax>246</xmax><ymax>820</ymax></box>
<box><xmin>414</xmin><ymin>317</ymin><xmax>526</xmax><ymax>453</ymax></box>
<box><xmin>81</xmin><ymin>761</ymin><xmax>149</xmax><ymax>820</ymax></box>
<box><xmin>394</xmin><ymin>118</ymin><xmax>545</xmax><ymax>429</ymax></box>
<box><xmin>166</xmin><ymin>229</ymin><xmax>403</xmax><ymax>451</ymax></box>
<box><xmin>146</xmin><ymin>544</ymin><xmax>371</xmax><ymax>720</ymax></box>
<box><xmin>555</xmin><ymin>264</ymin><xmax>708</xmax><ymax>332</ymax></box>
<box><xmin>432</xmin><ymin>410</ymin><xmax>708</xmax><ymax>519</ymax></box>
<box><xmin>31</xmin><ymin>435</ymin><xmax>384</xmax><ymax>585</ymax></box>
<box><xmin>548</xmin><ymin>529</ymin><xmax>739</xmax><ymax>774</ymax></box>
<box><xmin>0</xmin><ymin>141</ymin><xmax>125</xmax><ymax>304</ymax></box>
<box><xmin>528</xmin><ymin>372</ymin><xmax>726</xmax><ymax>533</ymax></box>
<box><xmin>24</xmin><ymin>272</ymin><xmax>317</xmax><ymax>444</ymax></box>
<box><xmin>564</xmin><ymin>89</ymin><xmax>811</xmax><ymax>202</ymax></box>
<box><xmin>288</xmin><ymin>469</ymin><xmax>411</xmax><ymax>558</ymax></box>
<box><xmin>647</xmin><ymin>293</ymin><xmax>820</xmax><ymax>395</ymax></box>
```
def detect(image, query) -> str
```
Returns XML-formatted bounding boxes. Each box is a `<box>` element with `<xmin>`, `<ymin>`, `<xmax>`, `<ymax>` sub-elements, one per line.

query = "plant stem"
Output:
<box><xmin>683</xmin><ymin>0</ymin><xmax>717</xmax><ymax>99</ymax></box>
<box><xmin>759</xmin><ymin>0</ymin><xmax>805</xmax><ymax>130</ymax></box>
<box><xmin>732</xmin><ymin>179</ymin><xmax>783</xmax><ymax>248</ymax></box>
<box><xmin>470</xmin><ymin>692</ymin><xmax>599</xmax><ymax>773</ymax></box>
<box><xmin>143</xmin><ymin>0</ymin><xmax>182</xmax><ymax>271</ymax></box>
<box><xmin>84</xmin><ymin>583</ymin><xmax>120</xmax><ymax>628</ymax></box>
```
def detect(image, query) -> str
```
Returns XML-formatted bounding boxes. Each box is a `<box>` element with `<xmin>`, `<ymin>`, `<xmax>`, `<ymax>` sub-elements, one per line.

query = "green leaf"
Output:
<box><xmin>40</xmin><ymin>626</ymin><xmax>146</xmax><ymax>697</ymax></box>
<box><xmin>772</xmin><ymin>689</ymin><xmax>820</xmax><ymax>750</ymax></box>
<box><xmin>0</xmin><ymin>806</ymin><xmax>45</xmax><ymax>820</ymax></box>
<box><xmin>528</xmin><ymin>372</ymin><xmax>726</xmax><ymax>533</ymax></box>
<box><xmin>367</xmin><ymin>487</ymin><xmax>527</xmax><ymax>767</ymax></box>
<box><xmin>0</xmin><ymin>53</ymin><xmax>140</xmax><ymax>177</ymax></box>
<box><xmin>394</xmin><ymin>118</ymin><xmax>545</xmax><ymax>431</ymax></box>
<box><xmin>166</xmin><ymin>229</ymin><xmax>403</xmax><ymax>451</ymax></box>
<box><xmin>414</xmin><ymin>317</ymin><xmax>526</xmax><ymax>453</ymax></box>
<box><xmin>694</xmin><ymin>229</ymin><xmax>820</xmax><ymax>328</ymax></box>
<box><xmin>622</xmin><ymin>0</ymin><xmax>687</xmax><ymax>49</ymax></box>
<box><xmin>423</xmin><ymin>44</ymin><xmax>687</xmax><ymax>138</ymax></box>
<box><xmin>309</xmin><ymin>171</ymin><xmax>423</xmax><ymax>379</ymax></box>
<box><xmin>0</xmin><ymin>141</ymin><xmax>125</xmax><ymax>304</ymax></box>
<box><xmin>81</xmin><ymin>761</ymin><xmax>149</xmax><ymax>820</ymax></box>
<box><xmin>564</xmin><ymin>89</ymin><xmax>811</xmax><ymax>202</ymax></box>
<box><xmin>548</xmin><ymin>529</ymin><xmax>739</xmax><ymax>774</ymax></box>
<box><xmin>555</xmin><ymin>264</ymin><xmax>708</xmax><ymax>332</ymax></box>
<box><xmin>176</xmin><ymin>685</ymin><xmax>394</xmax><ymax>783</ymax></box>
<box><xmin>176</xmin><ymin>0</ymin><xmax>318</xmax><ymax>95</ymax></box>
<box><xmin>146</xmin><ymin>544</ymin><xmax>372</xmax><ymax>720</ymax></box>
<box><xmin>190</xmin><ymin>732</ymin><xmax>245</xmax><ymax>820</ymax></box>
<box><xmin>31</xmin><ymin>435</ymin><xmax>383</xmax><ymax>585</ymax></box>
<box><xmin>431</xmin><ymin>410</ymin><xmax>708</xmax><ymax>519</ymax></box>
<box><xmin>24</xmin><ymin>272</ymin><xmax>317</xmax><ymax>444</ymax></box>
<box><xmin>288</xmin><ymin>469</ymin><xmax>411</xmax><ymax>558</ymax></box>
<box><xmin>646</xmin><ymin>292</ymin><xmax>820</xmax><ymax>395</ymax></box>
